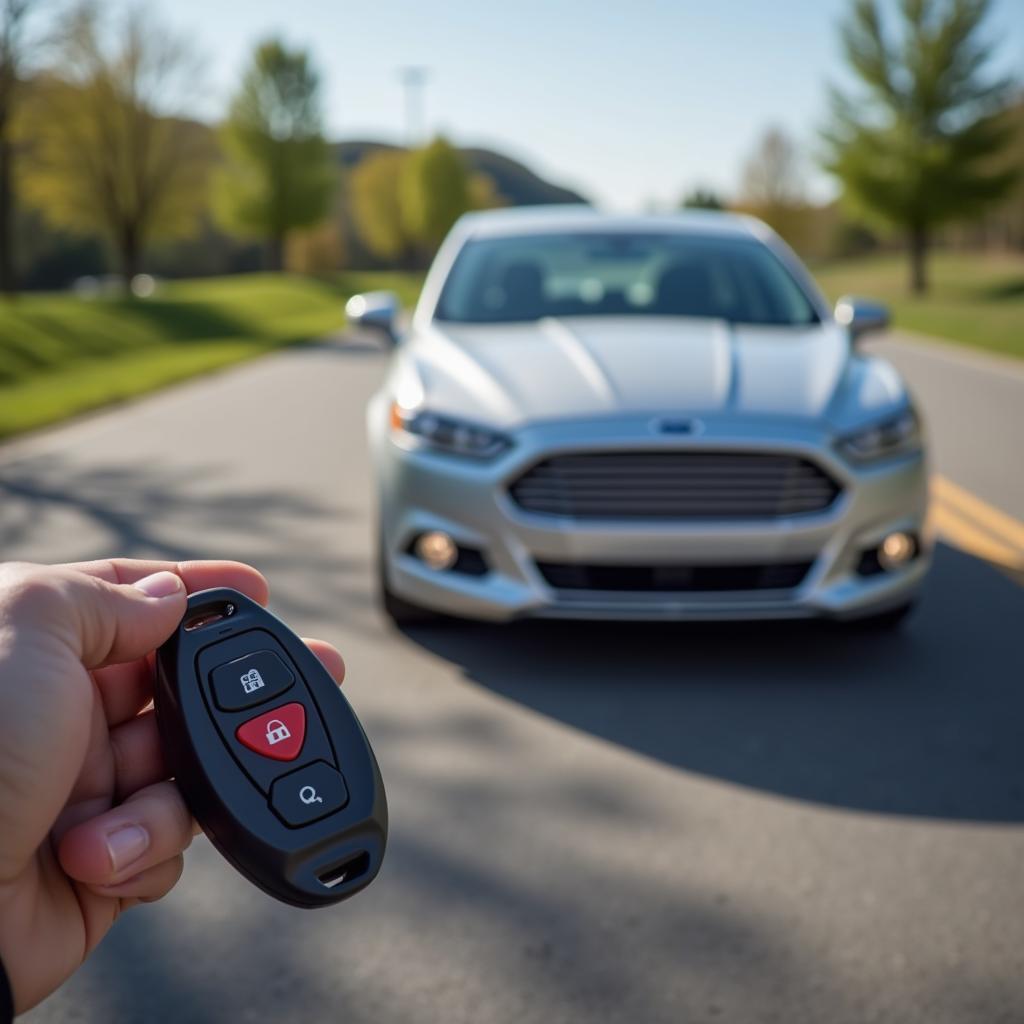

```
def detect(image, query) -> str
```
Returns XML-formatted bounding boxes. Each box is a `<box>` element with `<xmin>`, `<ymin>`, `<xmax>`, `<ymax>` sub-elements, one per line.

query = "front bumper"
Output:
<box><xmin>372</xmin><ymin>410</ymin><xmax>931</xmax><ymax>622</ymax></box>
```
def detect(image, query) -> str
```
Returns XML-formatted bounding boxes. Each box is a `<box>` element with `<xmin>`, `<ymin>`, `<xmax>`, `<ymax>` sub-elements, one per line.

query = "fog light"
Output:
<box><xmin>414</xmin><ymin>530</ymin><xmax>458</xmax><ymax>571</ymax></box>
<box><xmin>878</xmin><ymin>531</ymin><xmax>917</xmax><ymax>571</ymax></box>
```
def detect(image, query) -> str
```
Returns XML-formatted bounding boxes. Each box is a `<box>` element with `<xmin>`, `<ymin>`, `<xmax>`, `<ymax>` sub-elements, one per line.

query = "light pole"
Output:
<box><xmin>398</xmin><ymin>66</ymin><xmax>429</xmax><ymax>146</ymax></box>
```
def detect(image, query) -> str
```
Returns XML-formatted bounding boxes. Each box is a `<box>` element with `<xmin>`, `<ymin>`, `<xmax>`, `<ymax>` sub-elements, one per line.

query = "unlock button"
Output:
<box><xmin>235</xmin><ymin>702</ymin><xmax>306</xmax><ymax>761</ymax></box>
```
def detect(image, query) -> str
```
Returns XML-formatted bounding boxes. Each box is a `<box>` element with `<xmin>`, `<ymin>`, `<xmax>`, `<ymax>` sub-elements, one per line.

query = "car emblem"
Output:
<box><xmin>653</xmin><ymin>417</ymin><xmax>704</xmax><ymax>436</ymax></box>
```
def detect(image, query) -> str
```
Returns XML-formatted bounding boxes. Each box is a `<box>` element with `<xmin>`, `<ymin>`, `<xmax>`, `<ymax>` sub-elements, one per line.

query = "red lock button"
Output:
<box><xmin>235</xmin><ymin>702</ymin><xmax>306</xmax><ymax>762</ymax></box>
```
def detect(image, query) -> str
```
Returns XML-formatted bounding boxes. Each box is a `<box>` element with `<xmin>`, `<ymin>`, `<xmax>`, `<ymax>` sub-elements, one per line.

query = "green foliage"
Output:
<box><xmin>17</xmin><ymin>4</ymin><xmax>214</xmax><ymax>284</ymax></box>
<box><xmin>214</xmin><ymin>39</ymin><xmax>336</xmax><ymax>268</ymax></box>
<box><xmin>350</xmin><ymin>149</ymin><xmax>410</xmax><ymax>261</ymax></box>
<box><xmin>0</xmin><ymin>270</ymin><xmax>421</xmax><ymax>438</ymax></box>
<box><xmin>823</xmin><ymin>0</ymin><xmax>1018</xmax><ymax>292</ymax></box>
<box><xmin>399</xmin><ymin>136</ymin><xmax>471</xmax><ymax>250</ymax></box>
<box><xmin>351</xmin><ymin>142</ymin><xmax>501</xmax><ymax>264</ymax></box>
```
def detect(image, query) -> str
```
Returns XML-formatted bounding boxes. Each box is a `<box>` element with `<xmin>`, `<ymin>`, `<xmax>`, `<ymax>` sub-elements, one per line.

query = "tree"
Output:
<box><xmin>286</xmin><ymin>218</ymin><xmax>346</xmax><ymax>275</ymax></box>
<box><xmin>738</xmin><ymin>127</ymin><xmax>812</xmax><ymax>248</ymax></box>
<box><xmin>823</xmin><ymin>0</ymin><xmax>1017</xmax><ymax>294</ymax></box>
<box><xmin>20</xmin><ymin>4</ymin><xmax>213</xmax><ymax>288</ymax></box>
<box><xmin>980</xmin><ymin>97</ymin><xmax>1024</xmax><ymax>248</ymax></box>
<box><xmin>740</xmin><ymin>127</ymin><xmax>806</xmax><ymax>208</ymax></box>
<box><xmin>214</xmin><ymin>39</ymin><xmax>335</xmax><ymax>271</ymax></box>
<box><xmin>0</xmin><ymin>0</ymin><xmax>49</xmax><ymax>294</ymax></box>
<box><xmin>681</xmin><ymin>186</ymin><xmax>725</xmax><ymax>211</ymax></box>
<box><xmin>399</xmin><ymin>136</ymin><xmax>470</xmax><ymax>253</ymax></box>
<box><xmin>350</xmin><ymin>148</ymin><xmax>410</xmax><ymax>262</ymax></box>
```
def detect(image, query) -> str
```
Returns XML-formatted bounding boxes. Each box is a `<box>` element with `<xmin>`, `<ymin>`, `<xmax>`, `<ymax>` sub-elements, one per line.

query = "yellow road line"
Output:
<box><xmin>929</xmin><ymin>475</ymin><xmax>1024</xmax><ymax>572</ymax></box>
<box><xmin>928</xmin><ymin>502</ymin><xmax>1024</xmax><ymax>570</ymax></box>
<box><xmin>932</xmin><ymin>475</ymin><xmax>1024</xmax><ymax>551</ymax></box>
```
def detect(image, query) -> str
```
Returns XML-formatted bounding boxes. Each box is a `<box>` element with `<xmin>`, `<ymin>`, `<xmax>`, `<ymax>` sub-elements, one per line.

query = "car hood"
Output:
<box><xmin>402</xmin><ymin>317</ymin><xmax>906</xmax><ymax>431</ymax></box>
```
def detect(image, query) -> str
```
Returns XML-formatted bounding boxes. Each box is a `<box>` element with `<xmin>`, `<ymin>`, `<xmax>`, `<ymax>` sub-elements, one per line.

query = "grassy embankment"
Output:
<box><xmin>813</xmin><ymin>251</ymin><xmax>1024</xmax><ymax>361</ymax></box>
<box><xmin>0</xmin><ymin>271</ymin><xmax>422</xmax><ymax>440</ymax></box>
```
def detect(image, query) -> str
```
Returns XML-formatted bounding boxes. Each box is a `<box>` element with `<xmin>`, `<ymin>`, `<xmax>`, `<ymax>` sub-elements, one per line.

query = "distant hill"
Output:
<box><xmin>334</xmin><ymin>140</ymin><xmax>588</xmax><ymax>207</ymax></box>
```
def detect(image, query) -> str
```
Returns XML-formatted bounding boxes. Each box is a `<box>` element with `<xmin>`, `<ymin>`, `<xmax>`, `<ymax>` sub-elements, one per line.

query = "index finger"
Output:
<box><xmin>60</xmin><ymin>558</ymin><xmax>270</xmax><ymax>607</ymax></box>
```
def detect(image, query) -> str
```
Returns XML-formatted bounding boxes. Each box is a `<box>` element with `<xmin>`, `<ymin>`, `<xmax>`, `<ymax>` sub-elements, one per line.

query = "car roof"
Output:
<box><xmin>454</xmin><ymin>205</ymin><xmax>768</xmax><ymax>241</ymax></box>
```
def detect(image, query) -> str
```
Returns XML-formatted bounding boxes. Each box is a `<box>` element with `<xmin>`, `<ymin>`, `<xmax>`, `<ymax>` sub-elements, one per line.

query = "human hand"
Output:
<box><xmin>0</xmin><ymin>559</ymin><xmax>345</xmax><ymax>1014</ymax></box>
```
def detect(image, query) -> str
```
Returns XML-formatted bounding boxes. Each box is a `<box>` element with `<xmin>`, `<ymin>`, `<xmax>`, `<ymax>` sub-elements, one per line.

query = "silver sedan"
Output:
<box><xmin>354</xmin><ymin>207</ymin><xmax>930</xmax><ymax>626</ymax></box>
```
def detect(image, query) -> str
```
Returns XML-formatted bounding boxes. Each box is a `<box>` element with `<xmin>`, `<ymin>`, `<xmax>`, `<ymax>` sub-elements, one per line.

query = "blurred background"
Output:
<box><xmin>0</xmin><ymin>0</ymin><xmax>1021</xmax><ymax>438</ymax></box>
<box><xmin>3</xmin><ymin>1</ymin><xmax>1024</xmax><ymax>1022</ymax></box>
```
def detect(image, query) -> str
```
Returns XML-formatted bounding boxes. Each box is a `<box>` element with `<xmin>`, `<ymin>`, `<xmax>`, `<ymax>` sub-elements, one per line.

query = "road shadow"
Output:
<box><xmin>27</xmin><ymin>696</ymin><xmax>874</xmax><ymax>1024</ymax></box>
<box><xmin>0</xmin><ymin>454</ymin><xmax>373</xmax><ymax>622</ymax></box>
<box><xmin>402</xmin><ymin>543</ymin><xmax>1024</xmax><ymax>823</ymax></box>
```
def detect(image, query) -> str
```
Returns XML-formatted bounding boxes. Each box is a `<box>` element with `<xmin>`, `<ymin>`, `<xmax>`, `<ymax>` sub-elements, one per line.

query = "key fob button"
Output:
<box><xmin>210</xmin><ymin>651</ymin><xmax>294</xmax><ymax>711</ymax></box>
<box><xmin>270</xmin><ymin>761</ymin><xmax>349</xmax><ymax>827</ymax></box>
<box><xmin>235</xmin><ymin>702</ymin><xmax>306</xmax><ymax>761</ymax></box>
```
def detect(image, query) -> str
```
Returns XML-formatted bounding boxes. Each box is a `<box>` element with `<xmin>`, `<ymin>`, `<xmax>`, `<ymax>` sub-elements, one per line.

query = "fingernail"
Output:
<box><xmin>106</xmin><ymin>824</ymin><xmax>149</xmax><ymax>873</ymax></box>
<box><xmin>133</xmin><ymin>571</ymin><xmax>183</xmax><ymax>599</ymax></box>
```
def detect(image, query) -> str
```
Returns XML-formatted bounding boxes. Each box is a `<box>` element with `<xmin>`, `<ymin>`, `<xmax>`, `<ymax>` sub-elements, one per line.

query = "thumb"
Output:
<box><xmin>54</xmin><ymin>568</ymin><xmax>188</xmax><ymax>669</ymax></box>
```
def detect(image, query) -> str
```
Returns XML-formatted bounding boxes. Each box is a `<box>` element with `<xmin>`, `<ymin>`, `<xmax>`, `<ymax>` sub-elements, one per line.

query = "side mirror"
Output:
<box><xmin>345</xmin><ymin>291</ymin><xmax>400</xmax><ymax>346</ymax></box>
<box><xmin>834</xmin><ymin>295</ymin><xmax>890</xmax><ymax>344</ymax></box>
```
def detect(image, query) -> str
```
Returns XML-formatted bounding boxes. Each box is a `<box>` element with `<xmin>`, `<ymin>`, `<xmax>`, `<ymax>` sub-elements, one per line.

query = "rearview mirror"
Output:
<box><xmin>834</xmin><ymin>295</ymin><xmax>890</xmax><ymax>344</ymax></box>
<box><xmin>345</xmin><ymin>291</ymin><xmax>400</xmax><ymax>346</ymax></box>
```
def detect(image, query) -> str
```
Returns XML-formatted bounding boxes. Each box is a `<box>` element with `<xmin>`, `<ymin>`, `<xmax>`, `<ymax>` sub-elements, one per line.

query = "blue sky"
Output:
<box><xmin>148</xmin><ymin>0</ymin><xmax>1023</xmax><ymax>210</ymax></box>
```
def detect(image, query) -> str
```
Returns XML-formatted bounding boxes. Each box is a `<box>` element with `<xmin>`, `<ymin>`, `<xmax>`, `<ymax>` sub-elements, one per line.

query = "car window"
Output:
<box><xmin>434</xmin><ymin>232</ymin><xmax>819</xmax><ymax>327</ymax></box>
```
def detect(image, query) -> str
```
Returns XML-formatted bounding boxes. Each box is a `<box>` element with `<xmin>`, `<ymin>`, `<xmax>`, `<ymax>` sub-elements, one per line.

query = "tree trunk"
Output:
<box><xmin>268</xmin><ymin>233</ymin><xmax>285</xmax><ymax>272</ymax></box>
<box><xmin>120</xmin><ymin>222</ymin><xmax>141</xmax><ymax>294</ymax></box>
<box><xmin>0</xmin><ymin>130</ymin><xmax>14</xmax><ymax>297</ymax></box>
<box><xmin>908</xmin><ymin>224</ymin><xmax>928</xmax><ymax>296</ymax></box>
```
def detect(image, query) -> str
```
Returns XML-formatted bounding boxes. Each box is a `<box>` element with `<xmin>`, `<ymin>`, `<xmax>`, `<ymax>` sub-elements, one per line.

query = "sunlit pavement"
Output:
<box><xmin>4</xmin><ymin>332</ymin><xmax>1023</xmax><ymax>1024</ymax></box>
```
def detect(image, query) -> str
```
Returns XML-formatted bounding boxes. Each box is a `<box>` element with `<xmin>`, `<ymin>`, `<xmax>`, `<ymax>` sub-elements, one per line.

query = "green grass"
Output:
<box><xmin>812</xmin><ymin>251</ymin><xmax>1024</xmax><ymax>360</ymax></box>
<box><xmin>0</xmin><ymin>270</ymin><xmax>423</xmax><ymax>440</ymax></box>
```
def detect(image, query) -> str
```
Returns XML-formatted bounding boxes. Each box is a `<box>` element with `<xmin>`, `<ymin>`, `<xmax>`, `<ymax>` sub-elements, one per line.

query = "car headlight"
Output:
<box><xmin>390</xmin><ymin>401</ymin><xmax>512</xmax><ymax>459</ymax></box>
<box><xmin>837</xmin><ymin>408</ymin><xmax>921</xmax><ymax>463</ymax></box>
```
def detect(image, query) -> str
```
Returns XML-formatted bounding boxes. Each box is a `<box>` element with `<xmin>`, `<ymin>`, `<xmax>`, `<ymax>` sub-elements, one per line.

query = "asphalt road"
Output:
<box><xmin>3</xmin><ymin>331</ymin><xmax>1023</xmax><ymax>1024</ymax></box>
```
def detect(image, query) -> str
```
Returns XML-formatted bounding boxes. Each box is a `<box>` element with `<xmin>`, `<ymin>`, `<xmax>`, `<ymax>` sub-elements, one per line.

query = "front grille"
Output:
<box><xmin>509</xmin><ymin>451</ymin><xmax>841</xmax><ymax>520</ymax></box>
<box><xmin>536</xmin><ymin>561</ymin><xmax>813</xmax><ymax>593</ymax></box>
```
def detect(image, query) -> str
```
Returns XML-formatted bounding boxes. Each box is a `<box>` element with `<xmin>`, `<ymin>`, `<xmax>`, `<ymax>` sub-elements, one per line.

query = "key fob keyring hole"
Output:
<box><xmin>183</xmin><ymin>600</ymin><xmax>236</xmax><ymax>632</ymax></box>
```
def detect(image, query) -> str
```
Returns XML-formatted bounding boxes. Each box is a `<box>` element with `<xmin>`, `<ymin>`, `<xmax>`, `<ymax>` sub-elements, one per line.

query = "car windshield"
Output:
<box><xmin>434</xmin><ymin>231</ymin><xmax>819</xmax><ymax>326</ymax></box>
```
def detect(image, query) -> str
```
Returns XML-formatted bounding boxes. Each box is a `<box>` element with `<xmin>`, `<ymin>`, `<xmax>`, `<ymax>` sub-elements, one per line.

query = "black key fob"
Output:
<box><xmin>154</xmin><ymin>587</ymin><xmax>387</xmax><ymax>908</ymax></box>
